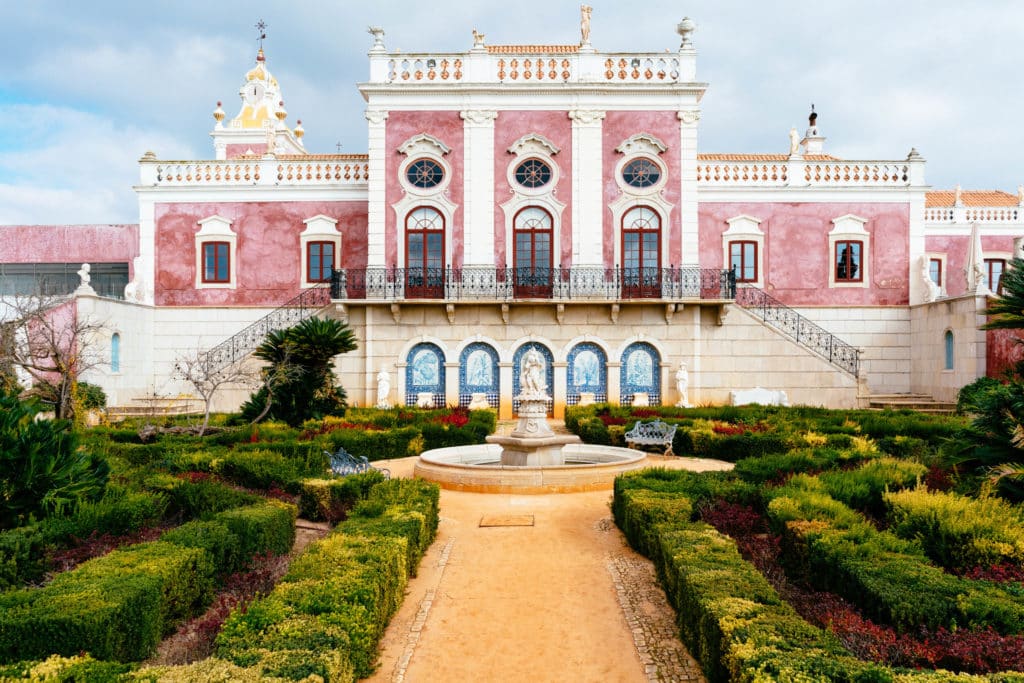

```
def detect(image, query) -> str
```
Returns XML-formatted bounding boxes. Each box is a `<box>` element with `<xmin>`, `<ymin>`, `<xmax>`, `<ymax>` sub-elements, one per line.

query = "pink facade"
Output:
<box><xmin>153</xmin><ymin>201</ymin><xmax>367</xmax><ymax>306</ymax></box>
<box><xmin>384</xmin><ymin>111</ymin><xmax>465</xmax><ymax>268</ymax></box>
<box><xmin>1</xmin><ymin>224</ymin><xmax>138</xmax><ymax>275</ymax></box>
<box><xmin>925</xmin><ymin>235</ymin><xmax>1016</xmax><ymax>298</ymax></box>
<box><xmin>986</xmin><ymin>326</ymin><xmax>1024</xmax><ymax>378</ymax></box>
<box><xmin>602</xmin><ymin>112</ymin><xmax>683</xmax><ymax>267</ymax></box>
<box><xmin>699</xmin><ymin>202</ymin><xmax>911</xmax><ymax>306</ymax></box>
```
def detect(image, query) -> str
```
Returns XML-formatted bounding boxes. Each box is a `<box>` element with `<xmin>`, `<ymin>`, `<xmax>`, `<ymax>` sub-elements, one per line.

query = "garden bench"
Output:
<box><xmin>325</xmin><ymin>446</ymin><xmax>391</xmax><ymax>479</ymax></box>
<box><xmin>624</xmin><ymin>419</ymin><xmax>678</xmax><ymax>456</ymax></box>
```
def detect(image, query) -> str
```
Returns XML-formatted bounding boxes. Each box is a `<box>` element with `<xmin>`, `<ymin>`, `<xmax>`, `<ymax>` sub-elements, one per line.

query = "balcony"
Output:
<box><xmin>329</xmin><ymin>266</ymin><xmax>736</xmax><ymax>302</ymax></box>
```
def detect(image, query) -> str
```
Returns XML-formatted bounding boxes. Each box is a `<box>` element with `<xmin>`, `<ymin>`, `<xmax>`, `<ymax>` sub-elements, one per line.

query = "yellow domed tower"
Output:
<box><xmin>211</xmin><ymin>46</ymin><xmax>307</xmax><ymax>160</ymax></box>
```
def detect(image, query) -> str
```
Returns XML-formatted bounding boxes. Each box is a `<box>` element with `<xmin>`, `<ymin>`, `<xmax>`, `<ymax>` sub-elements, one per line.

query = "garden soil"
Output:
<box><xmin>366</xmin><ymin>454</ymin><xmax>728</xmax><ymax>682</ymax></box>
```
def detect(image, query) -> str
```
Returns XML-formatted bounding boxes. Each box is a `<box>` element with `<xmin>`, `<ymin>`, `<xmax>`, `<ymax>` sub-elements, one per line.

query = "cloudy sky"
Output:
<box><xmin>2</xmin><ymin>1</ymin><xmax>1021</xmax><ymax>225</ymax></box>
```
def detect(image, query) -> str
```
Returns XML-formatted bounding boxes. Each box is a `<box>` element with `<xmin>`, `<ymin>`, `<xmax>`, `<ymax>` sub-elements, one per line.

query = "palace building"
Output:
<box><xmin>3</xmin><ymin>15</ymin><xmax>1022</xmax><ymax>417</ymax></box>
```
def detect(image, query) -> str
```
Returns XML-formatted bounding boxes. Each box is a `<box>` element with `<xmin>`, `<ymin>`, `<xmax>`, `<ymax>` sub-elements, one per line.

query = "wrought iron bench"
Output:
<box><xmin>624</xmin><ymin>419</ymin><xmax>678</xmax><ymax>456</ymax></box>
<box><xmin>325</xmin><ymin>446</ymin><xmax>391</xmax><ymax>479</ymax></box>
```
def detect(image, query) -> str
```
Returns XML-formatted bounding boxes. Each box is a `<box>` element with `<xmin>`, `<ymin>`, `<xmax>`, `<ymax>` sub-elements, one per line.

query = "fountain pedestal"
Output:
<box><xmin>485</xmin><ymin>395</ymin><xmax>581</xmax><ymax>466</ymax></box>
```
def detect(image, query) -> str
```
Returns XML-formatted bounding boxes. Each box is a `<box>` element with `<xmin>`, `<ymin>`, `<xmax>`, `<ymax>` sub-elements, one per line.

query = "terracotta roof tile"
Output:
<box><xmin>697</xmin><ymin>153</ymin><xmax>840</xmax><ymax>162</ymax></box>
<box><xmin>926</xmin><ymin>190</ymin><xmax>1019</xmax><ymax>207</ymax></box>
<box><xmin>486</xmin><ymin>44</ymin><xmax>580</xmax><ymax>54</ymax></box>
<box><xmin>274</xmin><ymin>154</ymin><xmax>369</xmax><ymax>161</ymax></box>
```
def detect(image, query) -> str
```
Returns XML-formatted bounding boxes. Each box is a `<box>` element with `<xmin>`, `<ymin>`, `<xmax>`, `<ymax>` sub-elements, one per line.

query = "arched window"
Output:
<box><xmin>513</xmin><ymin>343</ymin><xmax>554</xmax><ymax>415</ymax></box>
<box><xmin>110</xmin><ymin>333</ymin><xmax>121</xmax><ymax>373</ymax></box>
<box><xmin>620</xmin><ymin>342</ymin><xmax>661</xmax><ymax>405</ymax></box>
<box><xmin>622</xmin><ymin>207</ymin><xmax>661</xmax><ymax>298</ymax></box>
<box><xmin>567</xmin><ymin>342</ymin><xmax>607</xmax><ymax>405</ymax></box>
<box><xmin>405</xmin><ymin>208</ymin><xmax>445</xmax><ymax>298</ymax></box>
<box><xmin>459</xmin><ymin>343</ymin><xmax>499</xmax><ymax>408</ymax></box>
<box><xmin>406</xmin><ymin>343</ymin><xmax>445</xmax><ymax>407</ymax></box>
<box><xmin>944</xmin><ymin>330</ymin><xmax>954</xmax><ymax>370</ymax></box>
<box><xmin>513</xmin><ymin>207</ymin><xmax>553</xmax><ymax>297</ymax></box>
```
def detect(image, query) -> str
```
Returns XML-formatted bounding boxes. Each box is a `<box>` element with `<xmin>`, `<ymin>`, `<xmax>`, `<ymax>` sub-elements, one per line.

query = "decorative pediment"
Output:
<box><xmin>398</xmin><ymin>133</ymin><xmax>451</xmax><ymax>157</ymax></box>
<box><xmin>508</xmin><ymin>133</ymin><xmax>560</xmax><ymax>158</ymax></box>
<box><xmin>723</xmin><ymin>215</ymin><xmax>764</xmax><ymax>236</ymax></box>
<box><xmin>301</xmin><ymin>214</ymin><xmax>340</xmax><ymax>236</ymax></box>
<box><xmin>615</xmin><ymin>133</ymin><xmax>668</xmax><ymax>156</ymax></box>
<box><xmin>829</xmin><ymin>214</ymin><xmax>869</xmax><ymax>235</ymax></box>
<box><xmin>196</xmin><ymin>215</ymin><xmax>234</xmax><ymax>237</ymax></box>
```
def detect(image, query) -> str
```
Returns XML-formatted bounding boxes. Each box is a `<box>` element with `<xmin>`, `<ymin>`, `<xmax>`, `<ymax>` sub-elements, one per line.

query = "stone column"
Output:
<box><xmin>607</xmin><ymin>361</ymin><xmax>621</xmax><ymax>405</ymax></box>
<box><xmin>365</xmin><ymin>110</ymin><xmax>389</xmax><ymax>267</ymax></box>
<box><xmin>445</xmin><ymin>362</ymin><xmax>460</xmax><ymax>408</ymax></box>
<box><xmin>569</xmin><ymin>109</ymin><xmax>605</xmax><ymax>266</ymax></box>
<box><xmin>552</xmin><ymin>361</ymin><xmax>568</xmax><ymax>419</ymax></box>
<box><xmin>677</xmin><ymin>110</ymin><xmax>701</xmax><ymax>265</ymax></box>
<box><xmin>461</xmin><ymin>110</ymin><xmax>498</xmax><ymax>266</ymax></box>
<box><xmin>498</xmin><ymin>361</ymin><xmax>514</xmax><ymax>420</ymax></box>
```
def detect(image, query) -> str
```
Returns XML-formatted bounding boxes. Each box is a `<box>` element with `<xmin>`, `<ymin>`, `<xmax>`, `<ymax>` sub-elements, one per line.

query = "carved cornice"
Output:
<box><xmin>364</xmin><ymin>110</ymin><xmax>389</xmax><ymax>125</ymax></box>
<box><xmin>677</xmin><ymin>109</ymin><xmax>701</xmax><ymax>125</ymax></box>
<box><xmin>397</xmin><ymin>133</ymin><xmax>452</xmax><ymax>157</ymax></box>
<box><xmin>568</xmin><ymin>109</ymin><xmax>606</xmax><ymax>125</ymax></box>
<box><xmin>460</xmin><ymin>109</ymin><xmax>499</xmax><ymax>125</ymax></box>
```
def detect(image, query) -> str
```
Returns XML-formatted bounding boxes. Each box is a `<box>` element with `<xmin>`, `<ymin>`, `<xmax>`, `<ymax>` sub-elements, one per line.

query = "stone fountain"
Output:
<box><xmin>413</xmin><ymin>345</ymin><xmax>648</xmax><ymax>493</ymax></box>
<box><xmin>485</xmin><ymin>346</ymin><xmax>581</xmax><ymax>466</ymax></box>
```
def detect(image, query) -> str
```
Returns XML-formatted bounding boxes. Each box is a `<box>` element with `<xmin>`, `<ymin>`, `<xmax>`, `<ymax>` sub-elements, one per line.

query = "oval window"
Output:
<box><xmin>514</xmin><ymin>159</ymin><xmax>552</xmax><ymax>189</ymax></box>
<box><xmin>622</xmin><ymin>158</ymin><xmax>662</xmax><ymax>189</ymax></box>
<box><xmin>405</xmin><ymin>158</ymin><xmax>445</xmax><ymax>189</ymax></box>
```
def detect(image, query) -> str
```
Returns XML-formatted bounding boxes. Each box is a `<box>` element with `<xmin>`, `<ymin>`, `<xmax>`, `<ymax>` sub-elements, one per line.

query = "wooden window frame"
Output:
<box><xmin>306</xmin><ymin>241</ymin><xmax>335</xmax><ymax>283</ymax></box>
<box><xmin>202</xmin><ymin>242</ymin><xmax>230</xmax><ymax>284</ymax></box>
<box><xmin>730</xmin><ymin>240</ymin><xmax>758</xmax><ymax>283</ymax></box>
<box><xmin>834</xmin><ymin>240</ymin><xmax>864</xmax><ymax>283</ymax></box>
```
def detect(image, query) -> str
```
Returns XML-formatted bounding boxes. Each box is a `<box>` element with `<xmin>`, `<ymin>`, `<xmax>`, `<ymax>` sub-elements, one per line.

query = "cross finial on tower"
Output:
<box><xmin>336</xmin><ymin>142</ymin><xmax>343</xmax><ymax>153</ymax></box>
<box><xmin>255</xmin><ymin>19</ymin><xmax>267</xmax><ymax>50</ymax></box>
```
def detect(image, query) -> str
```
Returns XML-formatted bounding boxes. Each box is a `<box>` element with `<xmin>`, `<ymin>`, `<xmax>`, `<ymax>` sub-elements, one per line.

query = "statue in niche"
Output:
<box><xmin>675</xmin><ymin>362</ymin><xmax>690</xmax><ymax>408</ymax></box>
<box><xmin>376</xmin><ymin>366</ymin><xmax>392</xmax><ymax>409</ymax></box>
<box><xmin>919</xmin><ymin>255</ymin><xmax>941</xmax><ymax>302</ymax></box>
<box><xmin>520</xmin><ymin>347</ymin><xmax>547</xmax><ymax>396</ymax></box>
<box><xmin>580</xmin><ymin>5</ymin><xmax>592</xmax><ymax>44</ymax></box>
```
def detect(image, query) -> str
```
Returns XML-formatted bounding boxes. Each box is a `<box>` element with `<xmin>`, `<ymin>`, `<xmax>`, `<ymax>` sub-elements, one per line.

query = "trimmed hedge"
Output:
<box><xmin>215</xmin><ymin>477</ymin><xmax>440</xmax><ymax>680</ymax></box>
<box><xmin>613</xmin><ymin>472</ymin><xmax>1023</xmax><ymax>682</ymax></box>
<box><xmin>0</xmin><ymin>541</ymin><xmax>213</xmax><ymax>662</ymax></box>
<box><xmin>818</xmin><ymin>457</ymin><xmax>927</xmax><ymax>517</ymax></box>
<box><xmin>885</xmin><ymin>487</ymin><xmax>1024</xmax><ymax>571</ymax></box>
<box><xmin>212</xmin><ymin>450</ymin><xmax>305</xmax><ymax>492</ymax></box>
<box><xmin>324</xmin><ymin>426</ymin><xmax>422</xmax><ymax>461</ymax></box>
<box><xmin>297</xmin><ymin>471</ymin><xmax>386</xmax><ymax>523</ymax></box>
<box><xmin>0</xmin><ymin>526</ymin><xmax>47</xmax><ymax>590</ymax></box>
<box><xmin>767</xmin><ymin>480</ymin><xmax>1024</xmax><ymax>634</ymax></box>
<box><xmin>0</xmin><ymin>501</ymin><xmax>297</xmax><ymax>664</ymax></box>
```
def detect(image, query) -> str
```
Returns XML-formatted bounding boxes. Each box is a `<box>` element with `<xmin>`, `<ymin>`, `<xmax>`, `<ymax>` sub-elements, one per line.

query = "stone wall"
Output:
<box><xmin>910</xmin><ymin>295</ymin><xmax>986</xmax><ymax>402</ymax></box>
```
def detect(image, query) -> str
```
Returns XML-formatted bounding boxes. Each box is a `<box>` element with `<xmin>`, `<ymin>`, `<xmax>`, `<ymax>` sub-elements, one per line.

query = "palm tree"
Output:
<box><xmin>242</xmin><ymin>317</ymin><xmax>357</xmax><ymax>426</ymax></box>
<box><xmin>982</xmin><ymin>257</ymin><xmax>1024</xmax><ymax>333</ymax></box>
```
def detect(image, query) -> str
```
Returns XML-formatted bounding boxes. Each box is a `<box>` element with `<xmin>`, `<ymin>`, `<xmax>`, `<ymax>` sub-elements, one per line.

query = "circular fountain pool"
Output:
<box><xmin>413</xmin><ymin>443</ymin><xmax>648</xmax><ymax>494</ymax></box>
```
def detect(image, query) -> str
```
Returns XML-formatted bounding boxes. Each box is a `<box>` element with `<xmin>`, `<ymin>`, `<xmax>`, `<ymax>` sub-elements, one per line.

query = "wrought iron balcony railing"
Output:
<box><xmin>736</xmin><ymin>286</ymin><xmax>860</xmax><ymax>377</ymax></box>
<box><xmin>329</xmin><ymin>266</ymin><xmax>736</xmax><ymax>302</ymax></box>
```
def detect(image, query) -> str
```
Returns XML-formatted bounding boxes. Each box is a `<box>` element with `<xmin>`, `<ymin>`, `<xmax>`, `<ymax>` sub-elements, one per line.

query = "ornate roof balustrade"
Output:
<box><xmin>696</xmin><ymin>157</ymin><xmax>919</xmax><ymax>189</ymax></box>
<box><xmin>924</xmin><ymin>206</ymin><xmax>1021</xmax><ymax>224</ymax></box>
<box><xmin>139</xmin><ymin>157</ymin><xmax>369</xmax><ymax>188</ymax></box>
<box><xmin>328</xmin><ymin>266</ymin><xmax>736</xmax><ymax>302</ymax></box>
<box><xmin>366</xmin><ymin>47</ymin><xmax>696</xmax><ymax>86</ymax></box>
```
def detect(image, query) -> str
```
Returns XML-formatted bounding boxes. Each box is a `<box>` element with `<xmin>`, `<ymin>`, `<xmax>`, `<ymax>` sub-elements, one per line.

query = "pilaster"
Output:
<box><xmin>365</xmin><ymin>109</ymin><xmax>389</xmax><ymax>267</ymax></box>
<box><xmin>498</xmin><ymin>362</ymin><xmax>514</xmax><ymax>420</ymax></box>
<box><xmin>569</xmin><ymin>109</ymin><xmax>605</xmax><ymax>266</ymax></box>
<box><xmin>445</xmin><ymin>361</ymin><xmax>460</xmax><ymax>408</ymax></box>
<box><xmin>607</xmin><ymin>361</ymin><xmax>621</xmax><ymax>405</ymax></box>
<box><xmin>461</xmin><ymin>110</ymin><xmax>498</xmax><ymax>266</ymax></box>
<box><xmin>677</xmin><ymin>109</ymin><xmax>701</xmax><ymax>265</ymax></box>
<box><xmin>552</xmin><ymin>361</ymin><xmax>567</xmax><ymax>419</ymax></box>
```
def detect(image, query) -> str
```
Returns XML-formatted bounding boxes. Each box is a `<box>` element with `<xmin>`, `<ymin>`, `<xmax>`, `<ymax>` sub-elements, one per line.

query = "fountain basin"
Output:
<box><xmin>413</xmin><ymin>443</ymin><xmax>648</xmax><ymax>494</ymax></box>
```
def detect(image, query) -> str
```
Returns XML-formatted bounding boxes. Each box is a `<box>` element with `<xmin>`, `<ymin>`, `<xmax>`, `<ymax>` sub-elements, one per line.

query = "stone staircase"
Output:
<box><xmin>867</xmin><ymin>393</ymin><xmax>956</xmax><ymax>415</ymax></box>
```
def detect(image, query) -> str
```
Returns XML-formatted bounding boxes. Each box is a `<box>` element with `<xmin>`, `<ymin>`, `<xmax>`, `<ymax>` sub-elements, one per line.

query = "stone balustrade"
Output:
<box><xmin>140</xmin><ymin>158</ymin><xmax>369</xmax><ymax>187</ymax></box>
<box><xmin>368</xmin><ymin>48</ymin><xmax>695</xmax><ymax>85</ymax></box>
<box><xmin>924</xmin><ymin>206</ymin><xmax>1021</xmax><ymax>224</ymax></box>
<box><xmin>697</xmin><ymin>159</ymin><xmax>916</xmax><ymax>188</ymax></box>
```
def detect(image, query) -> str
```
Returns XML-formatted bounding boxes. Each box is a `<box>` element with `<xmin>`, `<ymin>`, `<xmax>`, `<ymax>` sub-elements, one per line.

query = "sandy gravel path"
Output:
<box><xmin>366</xmin><ymin>455</ymin><xmax>726</xmax><ymax>682</ymax></box>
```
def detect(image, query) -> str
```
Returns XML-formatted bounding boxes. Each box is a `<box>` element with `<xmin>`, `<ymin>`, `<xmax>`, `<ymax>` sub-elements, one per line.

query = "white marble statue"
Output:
<box><xmin>472</xmin><ymin>28</ymin><xmax>485</xmax><ymax>47</ymax></box>
<box><xmin>75</xmin><ymin>263</ymin><xmax>96</xmax><ymax>295</ymax></box>
<box><xmin>788</xmin><ymin>127</ymin><xmax>801</xmax><ymax>156</ymax></box>
<box><xmin>675</xmin><ymin>362</ymin><xmax>690</xmax><ymax>408</ymax></box>
<box><xmin>580</xmin><ymin>5</ymin><xmax>592</xmax><ymax>44</ymax></box>
<box><xmin>375</xmin><ymin>367</ymin><xmax>392</xmax><ymax>409</ymax></box>
<box><xmin>954</xmin><ymin>183</ymin><xmax>963</xmax><ymax>206</ymax></box>
<box><xmin>520</xmin><ymin>347</ymin><xmax>547</xmax><ymax>396</ymax></box>
<box><xmin>919</xmin><ymin>255</ymin><xmax>941</xmax><ymax>302</ymax></box>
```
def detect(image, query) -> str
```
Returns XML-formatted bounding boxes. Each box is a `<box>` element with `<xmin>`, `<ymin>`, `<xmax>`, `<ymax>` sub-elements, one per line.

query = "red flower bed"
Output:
<box><xmin>961</xmin><ymin>562</ymin><xmax>1024</xmax><ymax>584</ymax></box>
<box><xmin>433</xmin><ymin>410</ymin><xmax>469</xmax><ymax>427</ymax></box>
<box><xmin>630</xmin><ymin>408</ymin><xmax>662</xmax><ymax>418</ymax></box>
<box><xmin>924</xmin><ymin>465</ymin><xmax>955</xmax><ymax>492</ymax></box>
<box><xmin>599</xmin><ymin>415</ymin><xmax>628</xmax><ymax>426</ymax></box>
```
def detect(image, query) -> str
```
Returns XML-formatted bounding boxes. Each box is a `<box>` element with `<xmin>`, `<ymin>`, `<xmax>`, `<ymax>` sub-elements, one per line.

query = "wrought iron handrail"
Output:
<box><xmin>735</xmin><ymin>286</ymin><xmax>859</xmax><ymax>377</ymax></box>
<box><xmin>199</xmin><ymin>285</ymin><xmax>331</xmax><ymax>373</ymax></box>
<box><xmin>329</xmin><ymin>266</ymin><xmax>736</xmax><ymax>302</ymax></box>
